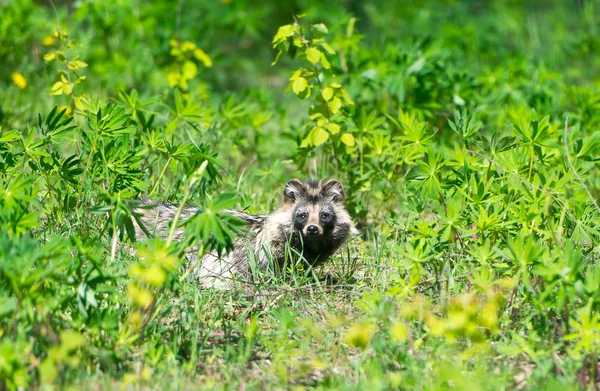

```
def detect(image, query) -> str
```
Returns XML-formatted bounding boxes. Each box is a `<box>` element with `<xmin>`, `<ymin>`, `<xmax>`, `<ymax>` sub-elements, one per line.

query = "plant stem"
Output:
<box><xmin>75</xmin><ymin>135</ymin><xmax>97</xmax><ymax>211</ymax></box>
<box><xmin>149</xmin><ymin>155</ymin><xmax>172</xmax><ymax>197</ymax></box>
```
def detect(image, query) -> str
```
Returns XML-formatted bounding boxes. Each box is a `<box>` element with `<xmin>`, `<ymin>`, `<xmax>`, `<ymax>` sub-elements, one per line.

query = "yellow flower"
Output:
<box><xmin>11</xmin><ymin>72</ymin><xmax>27</xmax><ymax>89</ymax></box>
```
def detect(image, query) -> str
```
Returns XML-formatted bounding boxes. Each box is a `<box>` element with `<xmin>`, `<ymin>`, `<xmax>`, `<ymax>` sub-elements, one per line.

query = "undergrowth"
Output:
<box><xmin>2</xmin><ymin>0</ymin><xmax>600</xmax><ymax>390</ymax></box>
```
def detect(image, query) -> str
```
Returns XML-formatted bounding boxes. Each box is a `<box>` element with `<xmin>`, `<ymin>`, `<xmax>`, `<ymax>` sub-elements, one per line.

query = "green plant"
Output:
<box><xmin>2</xmin><ymin>1</ymin><xmax>600</xmax><ymax>389</ymax></box>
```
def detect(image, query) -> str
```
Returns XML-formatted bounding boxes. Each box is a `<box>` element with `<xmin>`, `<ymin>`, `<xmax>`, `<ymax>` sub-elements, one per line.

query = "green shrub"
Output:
<box><xmin>1</xmin><ymin>0</ymin><xmax>600</xmax><ymax>389</ymax></box>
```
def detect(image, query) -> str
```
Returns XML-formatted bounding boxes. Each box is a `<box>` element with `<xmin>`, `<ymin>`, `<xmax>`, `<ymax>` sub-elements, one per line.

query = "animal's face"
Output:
<box><xmin>283</xmin><ymin>179</ymin><xmax>345</xmax><ymax>239</ymax></box>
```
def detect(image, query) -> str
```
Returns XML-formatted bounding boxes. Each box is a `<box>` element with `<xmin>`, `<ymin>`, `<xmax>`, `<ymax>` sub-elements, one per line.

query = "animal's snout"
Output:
<box><xmin>306</xmin><ymin>225</ymin><xmax>320</xmax><ymax>235</ymax></box>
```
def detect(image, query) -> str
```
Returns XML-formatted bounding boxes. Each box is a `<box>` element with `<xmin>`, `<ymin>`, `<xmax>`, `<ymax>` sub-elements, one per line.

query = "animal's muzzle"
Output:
<box><xmin>306</xmin><ymin>225</ymin><xmax>320</xmax><ymax>235</ymax></box>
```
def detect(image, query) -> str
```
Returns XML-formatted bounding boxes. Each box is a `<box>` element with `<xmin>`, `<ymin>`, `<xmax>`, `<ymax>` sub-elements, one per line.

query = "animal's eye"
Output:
<box><xmin>320</xmin><ymin>212</ymin><xmax>331</xmax><ymax>220</ymax></box>
<box><xmin>298</xmin><ymin>212</ymin><xmax>308</xmax><ymax>219</ymax></box>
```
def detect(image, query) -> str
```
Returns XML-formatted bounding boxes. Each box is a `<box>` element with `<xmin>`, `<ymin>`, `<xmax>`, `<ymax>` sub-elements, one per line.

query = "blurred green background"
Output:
<box><xmin>3</xmin><ymin>0</ymin><xmax>599</xmax><ymax>121</ymax></box>
<box><xmin>3</xmin><ymin>0</ymin><xmax>599</xmax><ymax>197</ymax></box>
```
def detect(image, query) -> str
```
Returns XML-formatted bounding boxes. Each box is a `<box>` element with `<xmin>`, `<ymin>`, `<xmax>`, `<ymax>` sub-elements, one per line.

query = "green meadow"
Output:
<box><xmin>1</xmin><ymin>0</ymin><xmax>600</xmax><ymax>389</ymax></box>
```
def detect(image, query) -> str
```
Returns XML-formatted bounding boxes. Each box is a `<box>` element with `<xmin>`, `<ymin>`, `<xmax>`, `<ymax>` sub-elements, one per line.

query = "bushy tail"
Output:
<box><xmin>224</xmin><ymin>209</ymin><xmax>267</xmax><ymax>229</ymax></box>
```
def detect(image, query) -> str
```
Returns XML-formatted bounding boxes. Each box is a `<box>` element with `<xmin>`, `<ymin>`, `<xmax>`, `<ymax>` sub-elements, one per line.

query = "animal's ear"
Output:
<box><xmin>322</xmin><ymin>179</ymin><xmax>345</xmax><ymax>202</ymax></box>
<box><xmin>283</xmin><ymin>179</ymin><xmax>304</xmax><ymax>203</ymax></box>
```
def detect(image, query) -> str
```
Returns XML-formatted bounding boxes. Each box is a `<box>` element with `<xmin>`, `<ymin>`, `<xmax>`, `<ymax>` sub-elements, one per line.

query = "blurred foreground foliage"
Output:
<box><xmin>2</xmin><ymin>0</ymin><xmax>600</xmax><ymax>389</ymax></box>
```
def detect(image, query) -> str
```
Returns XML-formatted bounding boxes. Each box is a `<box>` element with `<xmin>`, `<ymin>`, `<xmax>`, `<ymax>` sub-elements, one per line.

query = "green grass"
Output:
<box><xmin>2</xmin><ymin>0</ymin><xmax>600</xmax><ymax>390</ymax></box>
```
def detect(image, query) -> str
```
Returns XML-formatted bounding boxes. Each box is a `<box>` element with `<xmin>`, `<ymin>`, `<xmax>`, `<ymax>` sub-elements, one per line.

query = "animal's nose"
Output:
<box><xmin>307</xmin><ymin>225</ymin><xmax>319</xmax><ymax>234</ymax></box>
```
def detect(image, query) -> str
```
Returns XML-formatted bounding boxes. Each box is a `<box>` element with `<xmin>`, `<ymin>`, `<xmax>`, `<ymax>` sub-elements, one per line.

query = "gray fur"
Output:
<box><xmin>132</xmin><ymin>179</ymin><xmax>359</xmax><ymax>288</ymax></box>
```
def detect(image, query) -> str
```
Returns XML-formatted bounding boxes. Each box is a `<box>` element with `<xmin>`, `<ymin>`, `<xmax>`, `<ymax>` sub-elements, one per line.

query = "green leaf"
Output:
<box><xmin>61</xmin><ymin>330</ymin><xmax>86</xmax><ymax>352</ymax></box>
<box><xmin>182</xmin><ymin>60</ymin><xmax>198</xmax><ymax>80</ymax></box>
<box><xmin>0</xmin><ymin>129</ymin><xmax>20</xmax><ymax>143</ymax></box>
<box><xmin>341</xmin><ymin>133</ymin><xmax>355</xmax><ymax>146</ymax></box>
<box><xmin>311</xmin><ymin>127</ymin><xmax>329</xmax><ymax>146</ymax></box>
<box><xmin>340</xmin><ymin>88</ymin><xmax>354</xmax><ymax>105</ymax></box>
<box><xmin>193</xmin><ymin>48</ymin><xmax>213</xmax><ymax>67</ymax></box>
<box><xmin>306</xmin><ymin>47</ymin><xmax>321</xmax><ymax>64</ymax></box>
<box><xmin>325</xmin><ymin>122</ymin><xmax>340</xmax><ymax>134</ymax></box>
<box><xmin>209</xmin><ymin>192</ymin><xmax>240</xmax><ymax>211</ymax></box>
<box><xmin>289</xmin><ymin>69</ymin><xmax>302</xmax><ymax>80</ymax></box>
<box><xmin>0</xmin><ymin>296</ymin><xmax>17</xmax><ymax>317</ymax></box>
<box><xmin>40</xmin><ymin>359</ymin><xmax>57</xmax><ymax>385</ymax></box>
<box><xmin>328</xmin><ymin>96</ymin><xmax>342</xmax><ymax>114</ymax></box>
<box><xmin>311</xmin><ymin>23</ymin><xmax>328</xmax><ymax>36</ymax></box>
<box><xmin>292</xmin><ymin>77</ymin><xmax>308</xmax><ymax>94</ymax></box>
<box><xmin>407</xmin><ymin>57</ymin><xmax>426</xmax><ymax>75</ymax></box>
<box><xmin>322</xmin><ymin>87</ymin><xmax>334</xmax><ymax>101</ymax></box>
<box><xmin>320</xmin><ymin>42</ymin><xmax>335</xmax><ymax>55</ymax></box>
<box><xmin>320</xmin><ymin>52</ymin><xmax>331</xmax><ymax>69</ymax></box>
<box><xmin>273</xmin><ymin>24</ymin><xmax>296</xmax><ymax>43</ymax></box>
<box><xmin>174</xmin><ymin>89</ymin><xmax>184</xmax><ymax>113</ymax></box>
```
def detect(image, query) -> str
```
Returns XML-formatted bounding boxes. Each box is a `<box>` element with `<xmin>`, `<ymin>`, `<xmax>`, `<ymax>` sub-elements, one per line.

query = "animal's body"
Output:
<box><xmin>133</xmin><ymin>179</ymin><xmax>359</xmax><ymax>288</ymax></box>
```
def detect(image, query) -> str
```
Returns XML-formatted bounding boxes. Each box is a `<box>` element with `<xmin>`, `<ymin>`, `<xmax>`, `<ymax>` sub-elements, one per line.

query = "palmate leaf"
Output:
<box><xmin>37</xmin><ymin>106</ymin><xmax>77</xmax><ymax>139</ymax></box>
<box><xmin>184</xmin><ymin>192</ymin><xmax>248</xmax><ymax>256</ymax></box>
<box><xmin>0</xmin><ymin>233</ymin><xmax>69</xmax><ymax>289</ymax></box>
<box><xmin>88</xmin><ymin>104</ymin><xmax>132</xmax><ymax>139</ymax></box>
<box><xmin>60</xmin><ymin>154</ymin><xmax>83</xmax><ymax>185</ymax></box>
<box><xmin>0</xmin><ymin>175</ymin><xmax>37</xmax><ymax>211</ymax></box>
<box><xmin>448</xmin><ymin>109</ymin><xmax>482</xmax><ymax>145</ymax></box>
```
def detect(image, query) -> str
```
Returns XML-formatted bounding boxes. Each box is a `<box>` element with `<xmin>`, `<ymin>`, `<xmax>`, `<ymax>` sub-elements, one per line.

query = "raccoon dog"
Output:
<box><xmin>133</xmin><ymin>179</ymin><xmax>359</xmax><ymax>288</ymax></box>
